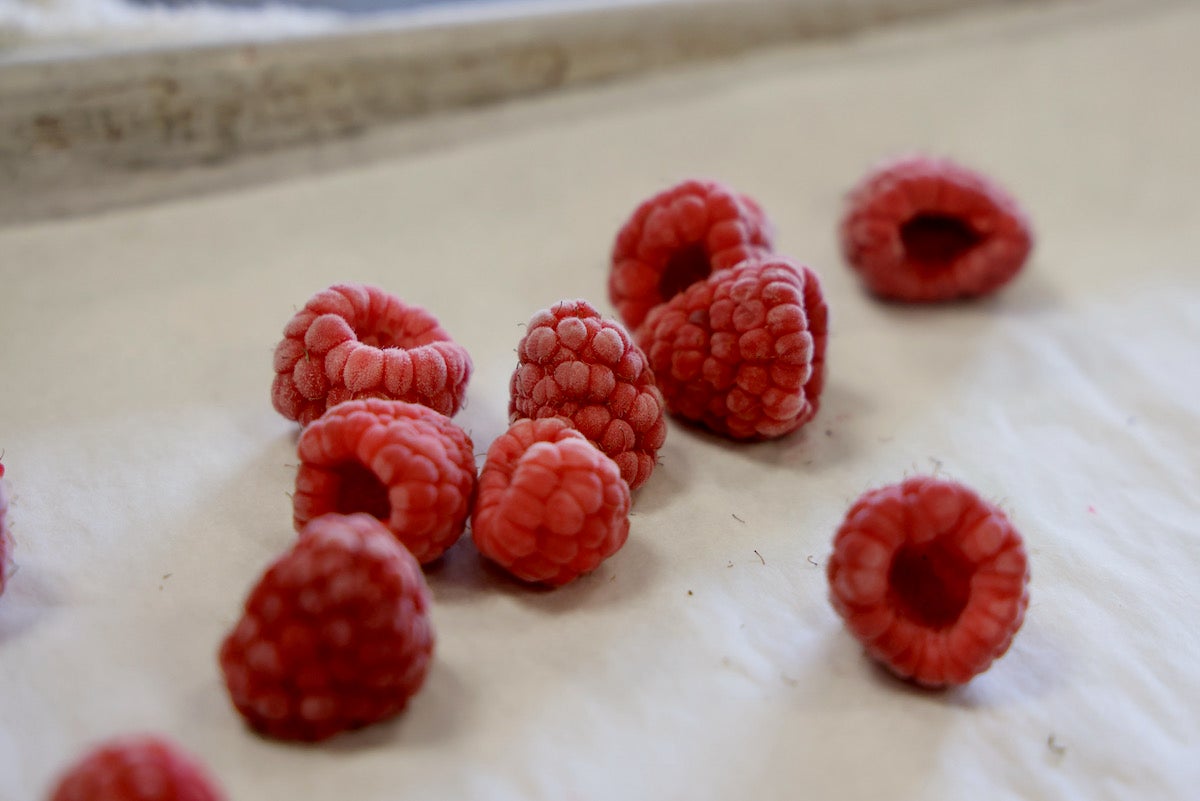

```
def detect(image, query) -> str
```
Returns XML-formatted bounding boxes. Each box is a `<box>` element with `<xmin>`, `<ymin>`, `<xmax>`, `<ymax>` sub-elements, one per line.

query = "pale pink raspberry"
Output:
<box><xmin>272</xmin><ymin>283</ymin><xmax>472</xmax><ymax>426</ymax></box>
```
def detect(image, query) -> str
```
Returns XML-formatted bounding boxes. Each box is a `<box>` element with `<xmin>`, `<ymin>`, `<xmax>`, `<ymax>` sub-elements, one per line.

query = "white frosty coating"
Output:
<box><xmin>0</xmin><ymin>0</ymin><xmax>346</xmax><ymax>51</ymax></box>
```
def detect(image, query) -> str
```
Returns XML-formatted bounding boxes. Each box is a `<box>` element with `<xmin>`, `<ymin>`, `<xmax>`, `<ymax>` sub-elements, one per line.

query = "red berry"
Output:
<box><xmin>826</xmin><ymin>477</ymin><xmax>1030</xmax><ymax>687</ymax></box>
<box><xmin>219</xmin><ymin>513</ymin><xmax>434</xmax><ymax>742</ymax></box>
<box><xmin>472</xmin><ymin>418</ymin><xmax>631</xmax><ymax>587</ymax></box>
<box><xmin>509</xmin><ymin>300</ymin><xmax>666</xmax><ymax>490</ymax></box>
<box><xmin>294</xmin><ymin>399</ymin><xmax>476</xmax><ymax>564</ymax></box>
<box><xmin>637</xmin><ymin>257</ymin><xmax>828</xmax><ymax>440</ymax></box>
<box><xmin>840</xmin><ymin>155</ymin><xmax>1034</xmax><ymax>301</ymax></box>
<box><xmin>272</xmin><ymin>283</ymin><xmax>472</xmax><ymax>426</ymax></box>
<box><xmin>610</xmin><ymin>180</ymin><xmax>775</xmax><ymax>331</ymax></box>
<box><xmin>47</xmin><ymin>734</ymin><xmax>226</xmax><ymax>801</ymax></box>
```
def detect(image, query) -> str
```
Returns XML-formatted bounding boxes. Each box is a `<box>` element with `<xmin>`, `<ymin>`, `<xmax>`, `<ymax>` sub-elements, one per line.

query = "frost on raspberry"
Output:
<box><xmin>509</xmin><ymin>300</ymin><xmax>666</xmax><ymax>490</ymax></box>
<box><xmin>840</xmin><ymin>155</ymin><xmax>1034</xmax><ymax>302</ymax></box>
<box><xmin>219</xmin><ymin>513</ymin><xmax>435</xmax><ymax>742</ymax></box>
<box><xmin>826</xmin><ymin>476</ymin><xmax>1030</xmax><ymax>687</ymax></box>
<box><xmin>294</xmin><ymin>399</ymin><xmax>476</xmax><ymax>564</ymax></box>
<box><xmin>48</xmin><ymin>734</ymin><xmax>226</xmax><ymax>801</ymax></box>
<box><xmin>272</xmin><ymin>283</ymin><xmax>472</xmax><ymax>426</ymax></box>
<box><xmin>637</xmin><ymin>257</ymin><xmax>827</xmax><ymax>440</ymax></box>
<box><xmin>473</xmin><ymin>418</ymin><xmax>631</xmax><ymax>587</ymax></box>
<box><xmin>609</xmin><ymin>179</ymin><xmax>775</xmax><ymax>331</ymax></box>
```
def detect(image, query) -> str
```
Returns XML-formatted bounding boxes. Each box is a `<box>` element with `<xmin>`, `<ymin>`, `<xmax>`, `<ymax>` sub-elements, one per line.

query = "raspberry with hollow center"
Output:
<box><xmin>294</xmin><ymin>398</ymin><xmax>476</xmax><ymax>564</ymax></box>
<box><xmin>219</xmin><ymin>513</ymin><xmax>435</xmax><ymax>742</ymax></box>
<box><xmin>47</xmin><ymin>734</ymin><xmax>226</xmax><ymax>801</ymax></box>
<box><xmin>472</xmin><ymin>418</ymin><xmax>631</xmax><ymax>586</ymax></box>
<box><xmin>637</xmin><ymin>257</ymin><xmax>828</xmax><ymax>440</ymax></box>
<box><xmin>272</xmin><ymin>283</ymin><xmax>472</xmax><ymax>426</ymax></box>
<box><xmin>826</xmin><ymin>476</ymin><xmax>1030</xmax><ymax>687</ymax></box>
<box><xmin>610</xmin><ymin>179</ymin><xmax>775</xmax><ymax>331</ymax></box>
<box><xmin>840</xmin><ymin>155</ymin><xmax>1034</xmax><ymax>302</ymax></box>
<box><xmin>509</xmin><ymin>300</ymin><xmax>666</xmax><ymax>490</ymax></box>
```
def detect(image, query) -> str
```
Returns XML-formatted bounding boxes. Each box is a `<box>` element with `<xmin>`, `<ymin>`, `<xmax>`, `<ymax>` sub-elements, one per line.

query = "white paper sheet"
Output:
<box><xmin>1</xmin><ymin>2</ymin><xmax>1198</xmax><ymax>798</ymax></box>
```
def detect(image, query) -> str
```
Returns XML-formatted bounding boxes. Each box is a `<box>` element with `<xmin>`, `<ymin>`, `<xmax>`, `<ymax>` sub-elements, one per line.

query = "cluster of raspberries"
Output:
<box><xmin>37</xmin><ymin>156</ymin><xmax>1037</xmax><ymax>798</ymax></box>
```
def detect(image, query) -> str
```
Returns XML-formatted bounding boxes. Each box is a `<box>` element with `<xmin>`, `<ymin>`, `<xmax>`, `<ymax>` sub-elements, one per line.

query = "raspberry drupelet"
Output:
<box><xmin>219</xmin><ymin>513</ymin><xmax>435</xmax><ymax>742</ymax></box>
<box><xmin>294</xmin><ymin>399</ymin><xmax>476</xmax><ymax>564</ymax></box>
<box><xmin>637</xmin><ymin>257</ymin><xmax>828</xmax><ymax>440</ymax></box>
<box><xmin>827</xmin><ymin>476</ymin><xmax>1030</xmax><ymax>687</ymax></box>
<box><xmin>272</xmin><ymin>283</ymin><xmax>472</xmax><ymax>426</ymax></box>
<box><xmin>472</xmin><ymin>418</ymin><xmax>631</xmax><ymax>587</ymax></box>
<box><xmin>47</xmin><ymin>734</ymin><xmax>226</xmax><ymax>801</ymax></box>
<box><xmin>840</xmin><ymin>155</ymin><xmax>1034</xmax><ymax>302</ymax></box>
<box><xmin>610</xmin><ymin>180</ymin><xmax>775</xmax><ymax>331</ymax></box>
<box><xmin>509</xmin><ymin>300</ymin><xmax>666</xmax><ymax>490</ymax></box>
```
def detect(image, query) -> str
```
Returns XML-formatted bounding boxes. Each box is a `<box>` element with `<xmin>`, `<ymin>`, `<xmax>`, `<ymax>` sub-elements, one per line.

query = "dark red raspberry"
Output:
<box><xmin>219</xmin><ymin>513</ymin><xmax>434</xmax><ymax>742</ymax></box>
<box><xmin>509</xmin><ymin>300</ymin><xmax>666</xmax><ymax>490</ymax></box>
<box><xmin>827</xmin><ymin>476</ymin><xmax>1030</xmax><ymax>687</ymax></box>
<box><xmin>637</xmin><ymin>257</ymin><xmax>827</xmax><ymax>440</ymax></box>
<box><xmin>272</xmin><ymin>283</ymin><xmax>472</xmax><ymax>426</ymax></box>
<box><xmin>610</xmin><ymin>180</ymin><xmax>775</xmax><ymax>331</ymax></box>
<box><xmin>472</xmin><ymin>418</ymin><xmax>631</xmax><ymax>587</ymax></box>
<box><xmin>840</xmin><ymin>155</ymin><xmax>1034</xmax><ymax>302</ymax></box>
<box><xmin>47</xmin><ymin>734</ymin><xmax>226</xmax><ymax>801</ymax></box>
<box><xmin>294</xmin><ymin>398</ymin><xmax>476</xmax><ymax>564</ymax></box>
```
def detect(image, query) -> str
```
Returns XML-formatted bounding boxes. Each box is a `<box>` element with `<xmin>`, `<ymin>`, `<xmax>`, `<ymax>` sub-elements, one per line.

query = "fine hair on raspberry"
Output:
<box><xmin>509</xmin><ymin>299</ymin><xmax>666</xmax><ymax>490</ymax></box>
<box><xmin>47</xmin><ymin>734</ymin><xmax>226</xmax><ymax>801</ymax></box>
<box><xmin>472</xmin><ymin>417</ymin><xmax>631</xmax><ymax>587</ymax></box>
<box><xmin>826</xmin><ymin>476</ymin><xmax>1030</xmax><ymax>687</ymax></box>
<box><xmin>610</xmin><ymin>179</ymin><xmax>775</xmax><ymax>331</ymax></box>
<box><xmin>293</xmin><ymin>398</ymin><xmax>476</xmax><ymax>564</ymax></box>
<box><xmin>840</xmin><ymin>155</ymin><xmax>1034</xmax><ymax>302</ymax></box>
<box><xmin>638</xmin><ymin>257</ymin><xmax>828</xmax><ymax>440</ymax></box>
<box><xmin>272</xmin><ymin>282</ymin><xmax>472</xmax><ymax>426</ymax></box>
<box><xmin>219</xmin><ymin>513</ymin><xmax>435</xmax><ymax>742</ymax></box>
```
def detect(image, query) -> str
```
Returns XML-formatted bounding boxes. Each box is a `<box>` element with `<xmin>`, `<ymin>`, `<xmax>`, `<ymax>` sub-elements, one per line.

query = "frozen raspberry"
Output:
<box><xmin>472</xmin><ymin>418</ymin><xmax>631</xmax><ymax>587</ymax></box>
<box><xmin>272</xmin><ymin>283</ymin><xmax>472</xmax><ymax>426</ymax></box>
<box><xmin>47</xmin><ymin>734</ymin><xmax>226</xmax><ymax>801</ymax></box>
<box><xmin>219</xmin><ymin>513</ymin><xmax>434</xmax><ymax>742</ymax></box>
<box><xmin>610</xmin><ymin>180</ymin><xmax>775</xmax><ymax>331</ymax></box>
<box><xmin>827</xmin><ymin>476</ymin><xmax>1030</xmax><ymax>687</ymax></box>
<box><xmin>293</xmin><ymin>399</ymin><xmax>476</xmax><ymax>564</ymax></box>
<box><xmin>637</xmin><ymin>257</ymin><xmax>827</xmax><ymax>440</ymax></box>
<box><xmin>840</xmin><ymin>155</ymin><xmax>1034</xmax><ymax>301</ymax></box>
<box><xmin>509</xmin><ymin>300</ymin><xmax>666</xmax><ymax>490</ymax></box>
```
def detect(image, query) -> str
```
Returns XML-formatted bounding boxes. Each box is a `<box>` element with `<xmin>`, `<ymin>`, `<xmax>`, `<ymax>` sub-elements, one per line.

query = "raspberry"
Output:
<box><xmin>609</xmin><ymin>180</ymin><xmax>775</xmax><ymax>331</ymax></box>
<box><xmin>219</xmin><ymin>513</ymin><xmax>434</xmax><ymax>742</ymax></box>
<box><xmin>840</xmin><ymin>155</ymin><xmax>1034</xmax><ymax>301</ymax></box>
<box><xmin>293</xmin><ymin>399</ymin><xmax>476</xmax><ymax>564</ymax></box>
<box><xmin>272</xmin><ymin>283</ymin><xmax>472</xmax><ymax>426</ymax></box>
<box><xmin>637</xmin><ymin>257</ymin><xmax>828</xmax><ymax>440</ymax></box>
<box><xmin>47</xmin><ymin>734</ymin><xmax>226</xmax><ymax>801</ymax></box>
<box><xmin>509</xmin><ymin>300</ymin><xmax>666</xmax><ymax>490</ymax></box>
<box><xmin>472</xmin><ymin>418</ymin><xmax>631</xmax><ymax>587</ymax></box>
<box><xmin>826</xmin><ymin>477</ymin><xmax>1030</xmax><ymax>687</ymax></box>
